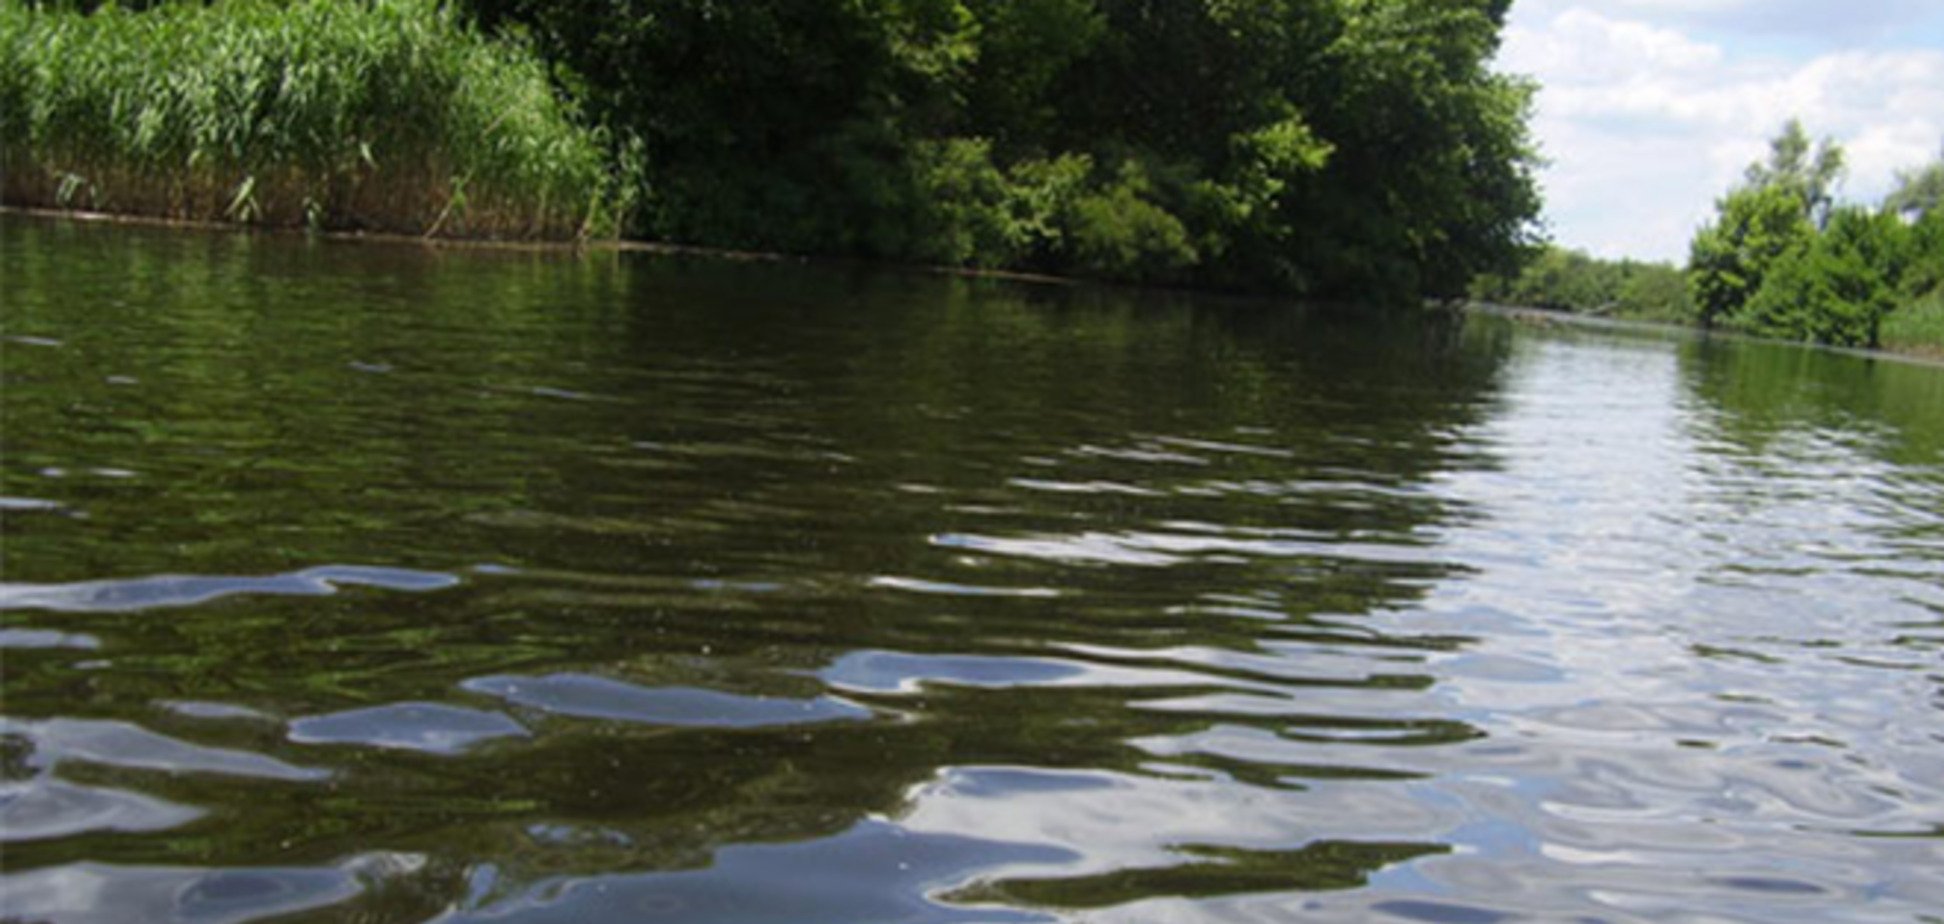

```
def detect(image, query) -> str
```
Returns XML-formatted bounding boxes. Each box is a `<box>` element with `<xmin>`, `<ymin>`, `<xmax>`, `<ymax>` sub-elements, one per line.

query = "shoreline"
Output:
<box><xmin>3</xmin><ymin>203</ymin><xmax>1381</xmax><ymax>317</ymax></box>
<box><xmin>8</xmin><ymin>205</ymin><xmax>1940</xmax><ymax>366</ymax></box>
<box><xmin>1462</xmin><ymin>300</ymin><xmax>1944</xmax><ymax>367</ymax></box>
<box><xmin>0</xmin><ymin>204</ymin><xmax>1084</xmax><ymax>289</ymax></box>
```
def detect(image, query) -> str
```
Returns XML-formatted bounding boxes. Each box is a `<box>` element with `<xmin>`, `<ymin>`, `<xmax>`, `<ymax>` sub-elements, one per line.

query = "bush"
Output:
<box><xmin>903</xmin><ymin>138</ymin><xmax>1025</xmax><ymax>268</ymax></box>
<box><xmin>1064</xmin><ymin>160</ymin><xmax>1198</xmax><ymax>283</ymax></box>
<box><xmin>1902</xmin><ymin>206</ymin><xmax>1944</xmax><ymax>297</ymax></box>
<box><xmin>1614</xmin><ymin>263</ymin><xmax>1691</xmax><ymax>321</ymax></box>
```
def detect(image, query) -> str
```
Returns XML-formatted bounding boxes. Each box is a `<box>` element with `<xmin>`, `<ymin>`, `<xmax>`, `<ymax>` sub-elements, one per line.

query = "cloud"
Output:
<box><xmin>1501</xmin><ymin>6</ymin><xmax>1944</xmax><ymax>261</ymax></box>
<box><xmin>1514</xmin><ymin>0</ymin><xmax>1944</xmax><ymax>44</ymax></box>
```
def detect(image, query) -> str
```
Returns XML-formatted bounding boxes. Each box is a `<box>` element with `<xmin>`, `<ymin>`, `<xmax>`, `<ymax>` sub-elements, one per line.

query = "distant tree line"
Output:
<box><xmin>1473</xmin><ymin>121</ymin><xmax>1944</xmax><ymax>353</ymax></box>
<box><xmin>1468</xmin><ymin>247</ymin><xmax>1689</xmax><ymax>321</ymax></box>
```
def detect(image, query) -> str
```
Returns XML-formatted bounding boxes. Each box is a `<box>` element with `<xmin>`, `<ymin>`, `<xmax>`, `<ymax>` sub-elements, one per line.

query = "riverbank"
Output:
<box><xmin>1465</xmin><ymin>301</ymin><xmax>1944</xmax><ymax>366</ymax></box>
<box><xmin>3</xmin><ymin>0</ymin><xmax>1548</xmax><ymax>300</ymax></box>
<box><xmin>0</xmin><ymin>205</ymin><xmax>1086</xmax><ymax>289</ymax></box>
<box><xmin>0</xmin><ymin>0</ymin><xmax>624</xmax><ymax>240</ymax></box>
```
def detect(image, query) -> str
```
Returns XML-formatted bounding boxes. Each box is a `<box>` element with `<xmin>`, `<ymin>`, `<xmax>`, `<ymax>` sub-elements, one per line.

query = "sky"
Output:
<box><xmin>1498</xmin><ymin>0</ymin><xmax>1944</xmax><ymax>263</ymax></box>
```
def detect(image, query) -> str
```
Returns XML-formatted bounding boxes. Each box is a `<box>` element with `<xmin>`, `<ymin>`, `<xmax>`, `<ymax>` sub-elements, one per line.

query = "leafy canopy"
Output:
<box><xmin>1689</xmin><ymin>182</ymin><xmax>1818</xmax><ymax>329</ymax></box>
<box><xmin>1739</xmin><ymin>206</ymin><xmax>1908</xmax><ymax>348</ymax></box>
<box><xmin>460</xmin><ymin>0</ymin><xmax>1542</xmax><ymax>300</ymax></box>
<box><xmin>1743</xmin><ymin>118</ymin><xmax>1845</xmax><ymax>229</ymax></box>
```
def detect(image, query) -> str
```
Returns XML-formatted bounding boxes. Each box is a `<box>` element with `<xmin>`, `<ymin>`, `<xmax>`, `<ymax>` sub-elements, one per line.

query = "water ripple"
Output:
<box><xmin>461</xmin><ymin>674</ymin><xmax>870</xmax><ymax>728</ymax></box>
<box><xmin>288</xmin><ymin>703</ymin><xmax>528</xmax><ymax>755</ymax></box>
<box><xmin>0</xmin><ymin>854</ymin><xmax>417</xmax><ymax>924</ymax></box>
<box><xmin>6</xmin><ymin>218</ymin><xmax>1943</xmax><ymax>922</ymax></box>
<box><xmin>0</xmin><ymin>717</ymin><xmax>326</xmax><ymax>781</ymax></box>
<box><xmin>0</xmin><ymin>565</ymin><xmax>459</xmax><ymax>613</ymax></box>
<box><xmin>0</xmin><ymin>779</ymin><xmax>203</xmax><ymax>843</ymax></box>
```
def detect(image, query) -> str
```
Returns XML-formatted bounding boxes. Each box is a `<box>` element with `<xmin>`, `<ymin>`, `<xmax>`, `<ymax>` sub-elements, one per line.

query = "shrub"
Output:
<box><xmin>1064</xmin><ymin>160</ymin><xmax>1198</xmax><ymax>283</ymax></box>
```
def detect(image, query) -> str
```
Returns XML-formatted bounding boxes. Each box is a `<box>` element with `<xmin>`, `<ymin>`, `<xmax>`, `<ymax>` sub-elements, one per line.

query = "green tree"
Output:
<box><xmin>958</xmin><ymin>0</ymin><xmax>1105</xmax><ymax>151</ymax></box>
<box><xmin>1738</xmin><ymin>206</ymin><xmax>1908</xmax><ymax>347</ymax></box>
<box><xmin>1271</xmin><ymin>0</ymin><xmax>1542</xmax><ymax>298</ymax></box>
<box><xmin>1688</xmin><ymin>183</ymin><xmax>1817</xmax><ymax>328</ymax></box>
<box><xmin>1613</xmin><ymin>262</ymin><xmax>1692</xmax><ymax>321</ymax></box>
<box><xmin>1468</xmin><ymin>245</ymin><xmax>1687</xmax><ymax>320</ymax></box>
<box><xmin>1688</xmin><ymin>121</ymin><xmax>1845</xmax><ymax>328</ymax></box>
<box><xmin>1899</xmin><ymin>205</ymin><xmax>1944</xmax><ymax>299</ymax></box>
<box><xmin>1882</xmin><ymin>206</ymin><xmax>1944</xmax><ymax>352</ymax></box>
<box><xmin>1506</xmin><ymin>248</ymin><xmax>1619</xmax><ymax>312</ymax></box>
<box><xmin>1744</xmin><ymin>118</ymin><xmax>1846</xmax><ymax>229</ymax></box>
<box><xmin>456</xmin><ymin>0</ymin><xmax>1539</xmax><ymax>299</ymax></box>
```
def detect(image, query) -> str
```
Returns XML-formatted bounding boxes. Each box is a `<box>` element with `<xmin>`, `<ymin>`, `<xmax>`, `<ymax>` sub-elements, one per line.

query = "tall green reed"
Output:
<box><xmin>0</xmin><ymin>0</ymin><xmax>631</xmax><ymax>239</ymax></box>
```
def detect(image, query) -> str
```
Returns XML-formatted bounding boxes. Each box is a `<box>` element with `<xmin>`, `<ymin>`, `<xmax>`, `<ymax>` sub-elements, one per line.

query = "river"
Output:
<box><xmin>2</xmin><ymin>214</ymin><xmax>1941</xmax><ymax>923</ymax></box>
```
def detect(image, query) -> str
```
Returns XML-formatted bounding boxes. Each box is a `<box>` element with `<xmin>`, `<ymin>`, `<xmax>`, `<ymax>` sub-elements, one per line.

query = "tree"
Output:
<box><xmin>1614</xmin><ymin>262</ymin><xmax>1691</xmax><ymax>321</ymax></box>
<box><xmin>1739</xmin><ymin>206</ymin><xmax>1908</xmax><ymax>348</ymax></box>
<box><xmin>1688</xmin><ymin>182</ymin><xmax>1817</xmax><ymax>328</ymax></box>
<box><xmin>456</xmin><ymin>0</ymin><xmax>1541</xmax><ymax>300</ymax></box>
<box><xmin>1271</xmin><ymin>0</ymin><xmax>1543</xmax><ymax>299</ymax></box>
<box><xmin>1902</xmin><ymin>205</ymin><xmax>1944</xmax><ymax>297</ymax></box>
<box><xmin>1468</xmin><ymin>245</ymin><xmax>1687</xmax><ymax>319</ymax></box>
<box><xmin>1688</xmin><ymin>121</ymin><xmax>1846</xmax><ymax>327</ymax></box>
<box><xmin>1743</xmin><ymin>118</ymin><xmax>1845</xmax><ymax>229</ymax></box>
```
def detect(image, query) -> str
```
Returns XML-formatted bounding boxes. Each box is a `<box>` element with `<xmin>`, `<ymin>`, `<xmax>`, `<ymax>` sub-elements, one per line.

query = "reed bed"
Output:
<box><xmin>0</xmin><ymin>0</ymin><xmax>628</xmax><ymax>239</ymax></box>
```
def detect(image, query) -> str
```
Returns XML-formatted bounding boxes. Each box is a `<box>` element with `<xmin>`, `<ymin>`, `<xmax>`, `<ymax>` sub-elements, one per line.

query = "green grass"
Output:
<box><xmin>0</xmin><ymin>0</ymin><xmax>629</xmax><ymax>239</ymax></box>
<box><xmin>1881</xmin><ymin>289</ymin><xmax>1944</xmax><ymax>357</ymax></box>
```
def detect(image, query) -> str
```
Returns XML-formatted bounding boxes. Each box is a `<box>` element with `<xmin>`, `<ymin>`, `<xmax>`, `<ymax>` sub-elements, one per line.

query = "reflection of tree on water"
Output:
<box><xmin>0</xmin><ymin>216</ymin><xmax>1513</xmax><ymax>919</ymax></box>
<box><xmin>1678</xmin><ymin>337</ymin><xmax>1944</xmax><ymax>466</ymax></box>
<box><xmin>1675</xmin><ymin>336</ymin><xmax>1944</xmax><ymax>594</ymax></box>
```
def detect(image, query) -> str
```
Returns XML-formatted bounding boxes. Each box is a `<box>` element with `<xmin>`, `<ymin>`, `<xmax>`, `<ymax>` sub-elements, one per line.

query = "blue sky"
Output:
<box><xmin>1499</xmin><ymin>0</ymin><xmax>1944</xmax><ymax>262</ymax></box>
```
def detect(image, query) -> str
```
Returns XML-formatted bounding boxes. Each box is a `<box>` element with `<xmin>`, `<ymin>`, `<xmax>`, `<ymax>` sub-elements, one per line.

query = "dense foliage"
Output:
<box><xmin>1869</xmin><ymin>203</ymin><xmax>1944</xmax><ymax>354</ymax></box>
<box><xmin>2</xmin><ymin>0</ymin><xmax>1539</xmax><ymax>295</ymax></box>
<box><xmin>1469</xmin><ymin>246</ymin><xmax>1690</xmax><ymax>321</ymax></box>
<box><xmin>1688</xmin><ymin>123</ymin><xmax>1944</xmax><ymax>350</ymax></box>
<box><xmin>461</xmin><ymin>0</ymin><xmax>1542</xmax><ymax>299</ymax></box>
<box><xmin>1737</xmin><ymin>207</ymin><xmax>1907</xmax><ymax>347</ymax></box>
<box><xmin>0</xmin><ymin>0</ymin><xmax>627</xmax><ymax>238</ymax></box>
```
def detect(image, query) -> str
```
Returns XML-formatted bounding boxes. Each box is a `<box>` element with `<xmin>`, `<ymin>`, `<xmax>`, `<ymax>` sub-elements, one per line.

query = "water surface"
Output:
<box><xmin>2</xmin><ymin>215</ymin><xmax>1941</xmax><ymax>922</ymax></box>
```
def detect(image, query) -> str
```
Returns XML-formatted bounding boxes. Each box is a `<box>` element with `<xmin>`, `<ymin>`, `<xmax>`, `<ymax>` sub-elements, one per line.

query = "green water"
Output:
<box><xmin>2</xmin><ymin>215</ymin><xmax>1941</xmax><ymax>923</ymax></box>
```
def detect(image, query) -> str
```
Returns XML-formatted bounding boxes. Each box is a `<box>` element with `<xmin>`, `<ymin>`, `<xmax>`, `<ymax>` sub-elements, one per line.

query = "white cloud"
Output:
<box><xmin>1514</xmin><ymin>0</ymin><xmax>1944</xmax><ymax>43</ymax></box>
<box><xmin>1501</xmin><ymin>5</ymin><xmax>1944</xmax><ymax>261</ymax></box>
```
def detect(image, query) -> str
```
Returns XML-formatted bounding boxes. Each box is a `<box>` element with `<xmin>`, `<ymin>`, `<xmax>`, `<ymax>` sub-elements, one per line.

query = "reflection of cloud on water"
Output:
<box><xmin>0</xmin><ymin>565</ymin><xmax>459</xmax><ymax>613</ymax></box>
